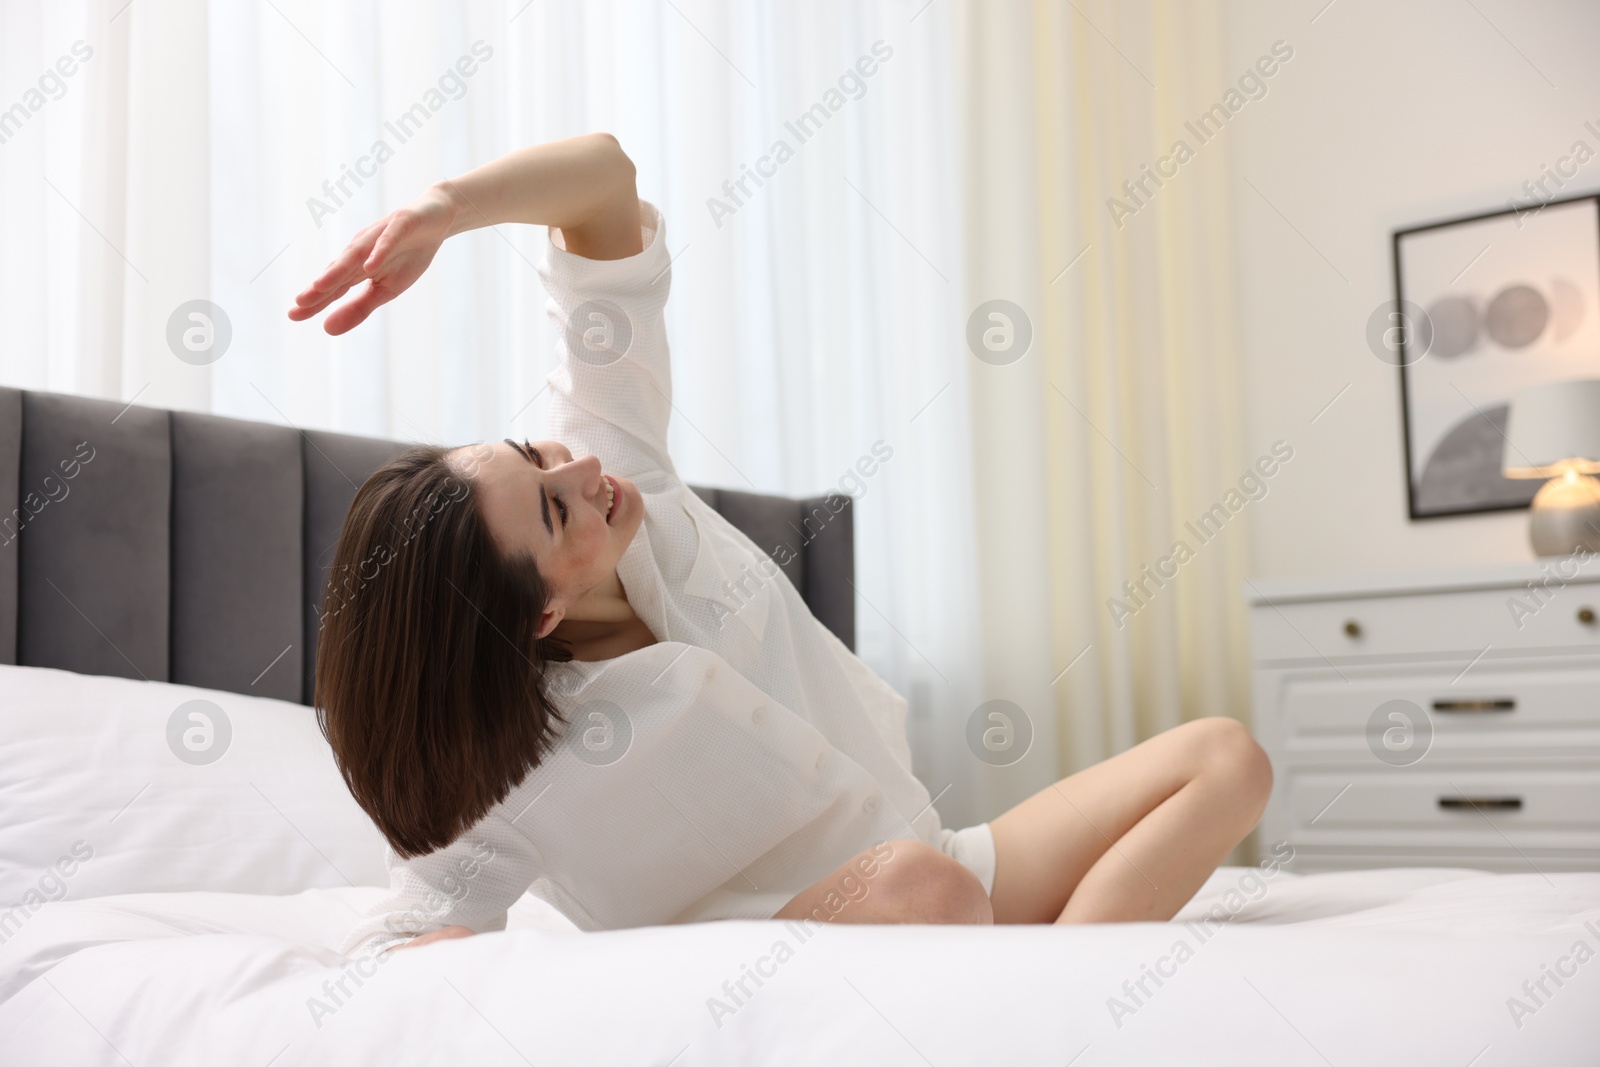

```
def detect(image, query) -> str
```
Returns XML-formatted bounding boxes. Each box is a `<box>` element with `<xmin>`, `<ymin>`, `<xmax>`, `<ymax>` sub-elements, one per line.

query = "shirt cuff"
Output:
<box><xmin>543</xmin><ymin>198</ymin><xmax>668</xmax><ymax>288</ymax></box>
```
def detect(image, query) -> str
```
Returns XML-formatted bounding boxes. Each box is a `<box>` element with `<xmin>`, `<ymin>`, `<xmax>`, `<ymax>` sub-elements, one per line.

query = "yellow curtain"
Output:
<box><xmin>960</xmin><ymin>0</ymin><xmax>1254</xmax><ymax>848</ymax></box>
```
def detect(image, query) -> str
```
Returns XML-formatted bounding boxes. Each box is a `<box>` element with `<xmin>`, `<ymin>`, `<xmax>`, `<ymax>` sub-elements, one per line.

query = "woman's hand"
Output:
<box><xmin>393</xmin><ymin>924</ymin><xmax>476</xmax><ymax>951</ymax></box>
<box><xmin>287</xmin><ymin>184</ymin><xmax>459</xmax><ymax>335</ymax></box>
<box><xmin>288</xmin><ymin>135</ymin><xmax>639</xmax><ymax>334</ymax></box>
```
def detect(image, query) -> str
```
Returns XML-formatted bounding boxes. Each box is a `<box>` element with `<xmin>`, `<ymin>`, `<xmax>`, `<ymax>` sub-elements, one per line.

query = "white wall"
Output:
<box><xmin>1225</xmin><ymin>0</ymin><xmax>1600</xmax><ymax>580</ymax></box>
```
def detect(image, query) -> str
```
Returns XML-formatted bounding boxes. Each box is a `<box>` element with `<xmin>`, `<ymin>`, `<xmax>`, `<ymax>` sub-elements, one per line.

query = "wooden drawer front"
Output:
<box><xmin>1284</xmin><ymin>766</ymin><xmax>1600</xmax><ymax>848</ymax></box>
<box><xmin>1250</xmin><ymin>584</ymin><xmax>1600</xmax><ymax>662</ymax></box>
<box><xmin>1276</xmin><ymin>660</ymin><xmax>1600</xmax><ymax>748</ymax></box>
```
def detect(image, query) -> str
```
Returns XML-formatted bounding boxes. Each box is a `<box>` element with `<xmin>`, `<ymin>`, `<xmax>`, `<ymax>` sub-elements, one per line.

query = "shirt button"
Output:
<box><xmin>862</xmin><ymin>795</ymin><xmax>879</xmax><ymax>814</ymax></box>
<box><xmin>705</xmin><ymin>666</ymin><xmax>717</xmax><ymax>683</ymax></box>
<box><xmin>814</xmin><ymin>751</ymin><xmax>825</xmax><ymax>770</ymax></box>
<box><xmin>752</xmin><ymin>706</ymin><xmax>764</xmax><ymax>724</ymax></box>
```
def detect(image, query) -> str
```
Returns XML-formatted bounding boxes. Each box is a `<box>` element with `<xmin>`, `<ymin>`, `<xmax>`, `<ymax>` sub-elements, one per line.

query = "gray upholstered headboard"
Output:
<box><xmin>0</xmin><ymin>387</ymin><xmax>853</xmax><ymax>706</ymax></box>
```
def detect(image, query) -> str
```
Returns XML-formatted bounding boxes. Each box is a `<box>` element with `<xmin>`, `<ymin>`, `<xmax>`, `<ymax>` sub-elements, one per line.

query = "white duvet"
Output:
<box><xmin>3</xmin><ymin>865</ymin><xmax>1595</xmax><ymax>1066</ymax></box>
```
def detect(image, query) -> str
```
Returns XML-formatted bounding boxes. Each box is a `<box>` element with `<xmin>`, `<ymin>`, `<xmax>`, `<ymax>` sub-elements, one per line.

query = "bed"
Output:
<box><xmin>2</xmin><ymin>387</ymin><xmax>1596</xmax><ymax>1066</ymax></box>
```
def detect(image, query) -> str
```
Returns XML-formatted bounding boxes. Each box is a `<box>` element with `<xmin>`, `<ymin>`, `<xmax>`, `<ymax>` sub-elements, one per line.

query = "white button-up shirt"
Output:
<box><xmin>338</xmin><ymin>201</ymin><xmax>944</xmax><ymax>958</ymax></box>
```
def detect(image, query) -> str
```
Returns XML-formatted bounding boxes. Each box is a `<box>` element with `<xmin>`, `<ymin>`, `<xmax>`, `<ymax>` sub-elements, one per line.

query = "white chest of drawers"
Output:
<box><xmin>1246</xmin><ymin>558</ymin><xmax>1600</xmax><ymax>873</ymax></box>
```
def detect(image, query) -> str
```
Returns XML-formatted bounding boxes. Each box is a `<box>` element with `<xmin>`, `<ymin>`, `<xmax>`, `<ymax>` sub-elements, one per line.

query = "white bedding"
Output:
<box><xmin>3</xmin><ymin>865</ymin><xmax>1595</xmax><ymax>1066</ymax></box>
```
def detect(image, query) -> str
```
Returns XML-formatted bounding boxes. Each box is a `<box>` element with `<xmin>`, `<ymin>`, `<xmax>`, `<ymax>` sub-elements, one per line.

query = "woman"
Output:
<box><xmin>291</xmin><ymin>133</ymin><xmax>1271</xmax><ymax>958</ymax></box>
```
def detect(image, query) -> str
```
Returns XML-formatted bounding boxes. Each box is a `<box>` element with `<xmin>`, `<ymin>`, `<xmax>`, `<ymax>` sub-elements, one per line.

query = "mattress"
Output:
<box><xmin>2</xmin><ymin>864</ymin><xmax>1594</xmax><ymax>1066</ymax></box>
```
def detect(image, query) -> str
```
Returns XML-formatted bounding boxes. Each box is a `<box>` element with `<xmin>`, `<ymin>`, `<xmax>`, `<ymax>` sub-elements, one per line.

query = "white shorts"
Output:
<box><xmin>936</xmin><ymin>822</ymin><xmax>997</xmax><ymax>896</ymax></box>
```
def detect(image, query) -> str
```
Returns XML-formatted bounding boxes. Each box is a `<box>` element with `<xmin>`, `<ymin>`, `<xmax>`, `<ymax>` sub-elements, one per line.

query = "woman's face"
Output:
<box><xmin>449</xmin><ymin>438</ymin><xmax>642</xmax><ymax>636</ymax></box>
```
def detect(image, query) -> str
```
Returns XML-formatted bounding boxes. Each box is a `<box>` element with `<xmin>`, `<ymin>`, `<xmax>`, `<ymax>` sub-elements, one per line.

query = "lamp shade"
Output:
<box><xmin>1502</xmin><ymin>378</ymin><xmax>1600</xmax><ymax>478</ymax></box>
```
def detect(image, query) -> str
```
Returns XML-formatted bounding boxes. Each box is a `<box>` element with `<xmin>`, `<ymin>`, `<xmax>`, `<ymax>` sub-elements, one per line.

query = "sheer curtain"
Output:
<box><xmin>958</xmin><ymin>0</ymin><xmax>1256</xmax><ymax>854</ymax></box>
<box><xmin>0</xmin><ymin>1</ymin><xmax>996</xmax><ymax>826</ymax></box>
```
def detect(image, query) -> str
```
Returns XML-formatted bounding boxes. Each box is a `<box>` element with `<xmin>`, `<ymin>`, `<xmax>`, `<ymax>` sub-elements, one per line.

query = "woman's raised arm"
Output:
<box><xmin>289</xmin><ymin>132</ymin><xmax>640</xmax><ymax>335</ymax></box>
<box><xmin>440</xmin><ymin>132</ymin><xmax>640</xmax><ymax>258</ymax></box>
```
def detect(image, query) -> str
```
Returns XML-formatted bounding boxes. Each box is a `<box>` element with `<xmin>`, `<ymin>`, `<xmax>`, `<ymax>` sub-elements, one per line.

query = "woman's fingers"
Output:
<box><xmin>299</xmin><ymin>243</ymin><xmax>371</xmax><ymax>301</ymax></box>
<box><xmin>288</xmin><ymin>218</ymin><xmax>387</xmax><ymax>314</ymax></box>
<box><xmin>287</xmin><ymin>276</ymin><xmax>360</xmax><ymax>321</ymax></box>
<box><xmin>321</xmin><ymin>277</ymin><xmax>401</xmax><ymax>336</ymax></box>
<box><xmin>287</xmin><ymin>205</ymin><xmax>441</xmax><ymax>331</ymax></box>
<box><xmin>289</xmin><ymin>265</ymin><xmax>363</xmax><ymax>318</ymax></box>
<box><xmin>363</xmin><ymin>212</ymin><xmax>413</xmax><ymax>274</ymax></box>
<box><xmin>397</xmin><ymin>925</ymin><xmax>476</xmax><ymax>950</ymax></box>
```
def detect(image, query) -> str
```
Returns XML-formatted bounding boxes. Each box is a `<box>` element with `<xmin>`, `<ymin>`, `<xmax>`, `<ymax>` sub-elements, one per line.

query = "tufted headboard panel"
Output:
<box><xmin>0</xmin><ymin>387</ymin><xmax>853</xmax><ymax>705</ymax></box>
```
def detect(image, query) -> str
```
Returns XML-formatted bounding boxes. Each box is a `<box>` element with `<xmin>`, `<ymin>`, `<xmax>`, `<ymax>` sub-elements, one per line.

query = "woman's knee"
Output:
<box><xmin>1183</xmin><ymin>717</ymin><xmax>1273</xmax><ymax>806</ymax></box>
<box><xmin>868</xmin><ymin>839</ymin><xmax>993</xmax><ymax>925</ymax></box>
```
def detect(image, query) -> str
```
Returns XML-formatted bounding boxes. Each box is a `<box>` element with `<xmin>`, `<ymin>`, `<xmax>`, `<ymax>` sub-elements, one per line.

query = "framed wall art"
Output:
<box><xmin>1392</xmin><ymin>193</ymin><xmax>1600</xmax><ymax>519</ymax></box>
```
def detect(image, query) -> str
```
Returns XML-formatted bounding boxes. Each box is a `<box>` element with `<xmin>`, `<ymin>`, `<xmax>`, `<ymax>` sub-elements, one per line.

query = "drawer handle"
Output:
<box><xmin>1431</xmin><ymin>698</ymin><xmax>1515</xmax><ymax>713</ymax></box>
<box><xmin>1342</xmin><ymin>619</ymin><xmax>1361</xmax><ymax>638</ymax></box>
<box><xmin>1580</xmin><ymin>607</ymin><xmax>1596</xmax><ymax>625</ymax></box>
<box><xmin>1438</xmin><ymin>796</ymin><xmax>1522</xmax><ymax>811</ymax></box>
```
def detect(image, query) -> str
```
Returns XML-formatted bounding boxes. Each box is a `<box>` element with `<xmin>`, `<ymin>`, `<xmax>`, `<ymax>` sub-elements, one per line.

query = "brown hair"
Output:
<box><xmin>313</xmin><ymin>444</ymin><xmax>570</xmax><ymax>859</ymax></box>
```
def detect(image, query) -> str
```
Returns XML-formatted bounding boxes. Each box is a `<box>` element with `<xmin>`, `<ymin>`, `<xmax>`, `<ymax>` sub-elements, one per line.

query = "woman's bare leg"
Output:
<box><xmin>988</xmin><ymin>717</ymin><xmax>1271</xmax><ymax>924</ymax></box>
<box><xmin>772</xmin><ymin>838</ymin><xmax>993</xmax><ymax>925</ymax></box>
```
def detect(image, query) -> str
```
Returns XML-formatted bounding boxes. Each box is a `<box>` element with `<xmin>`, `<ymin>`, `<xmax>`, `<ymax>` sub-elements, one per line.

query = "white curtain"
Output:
<box><xmin>956</xmin><ymin>0</ymin><xmax>1256</xmax><ymax>855</ymax></box>
<box><xmin>0</xmin><ymin>2</ymin><xmax>999</xmax><ymax>826</ymax></box>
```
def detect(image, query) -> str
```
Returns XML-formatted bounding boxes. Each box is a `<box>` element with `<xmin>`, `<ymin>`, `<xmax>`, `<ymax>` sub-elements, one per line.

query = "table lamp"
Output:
<box><xmin>1502</xmin><ymin>377</ymin><xmax>1600</xmax><ymax>556</ymax></box>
